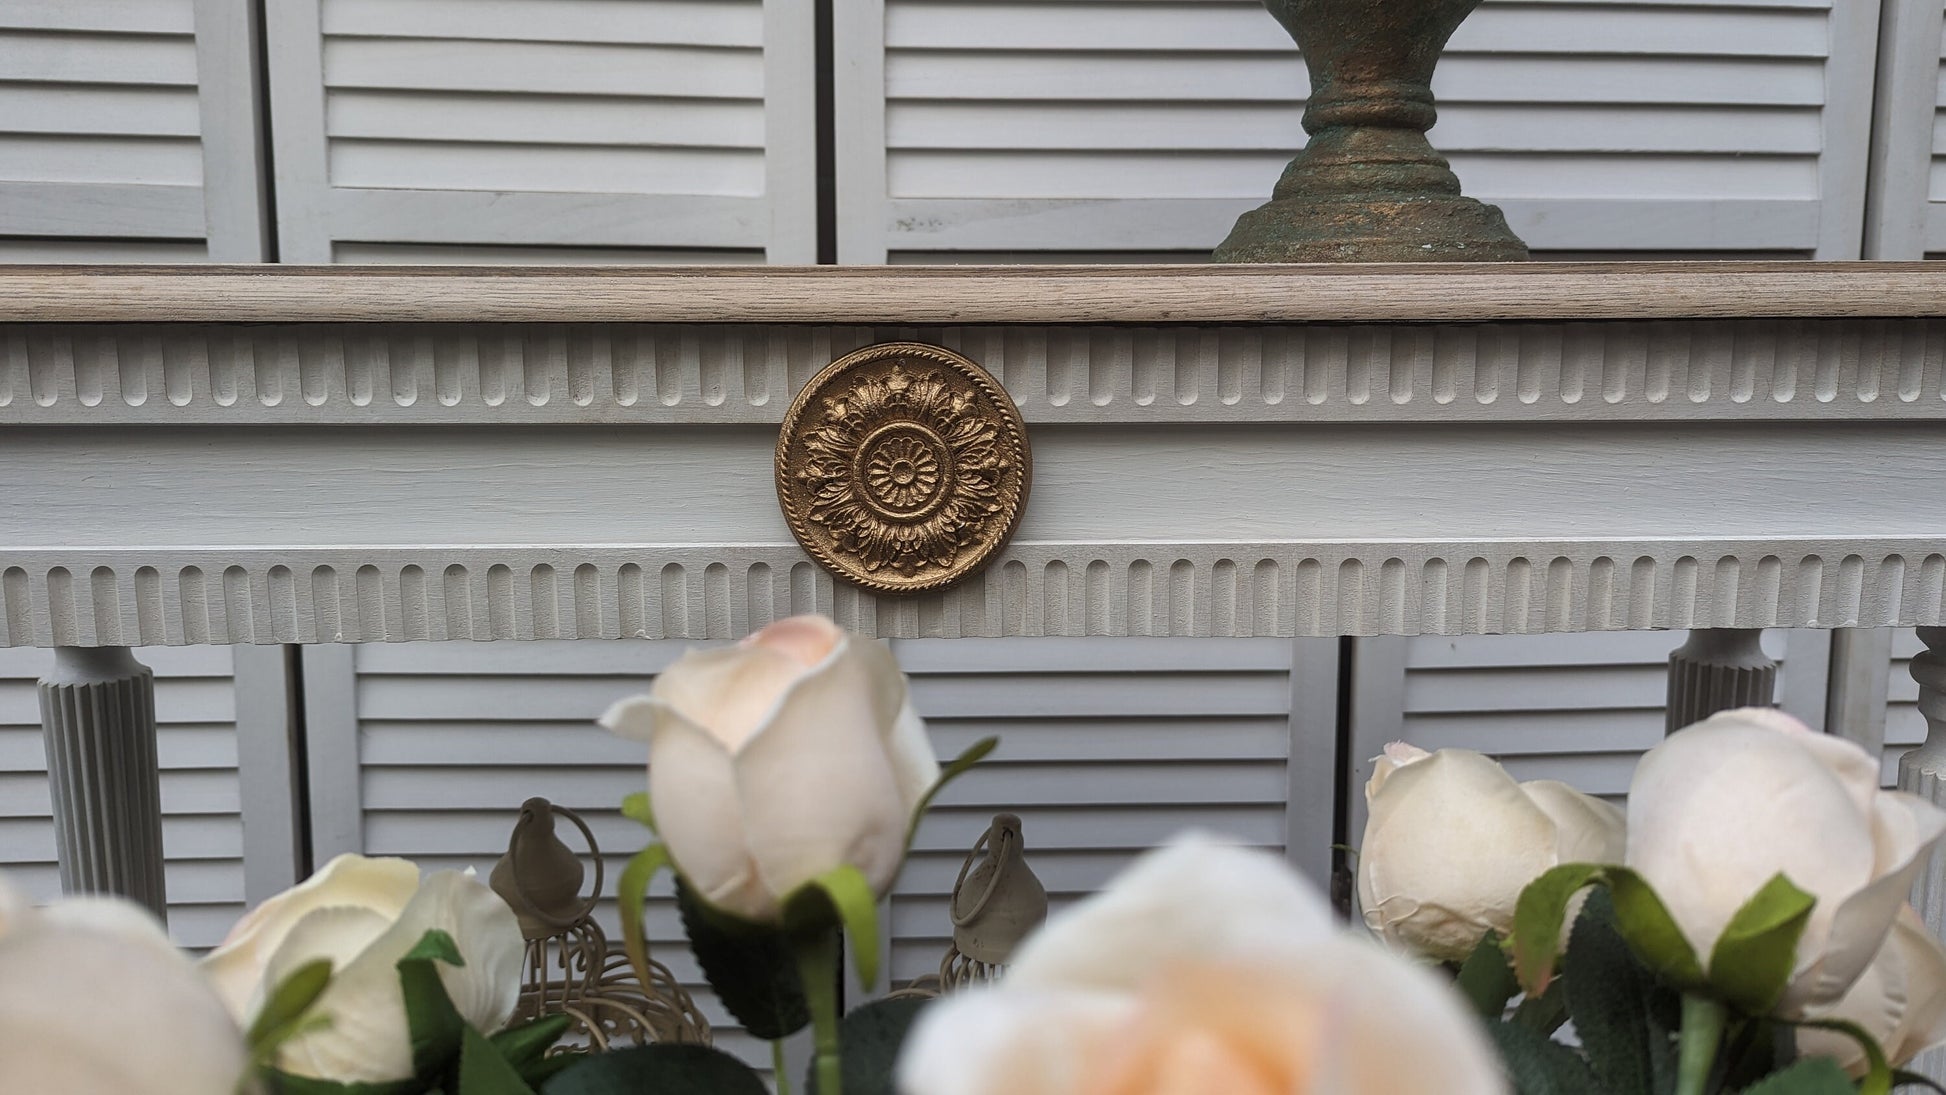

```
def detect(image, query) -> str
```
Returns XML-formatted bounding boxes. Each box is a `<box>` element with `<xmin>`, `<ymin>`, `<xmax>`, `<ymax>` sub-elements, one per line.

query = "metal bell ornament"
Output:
<box><xmin>941</xmin><ymin>813</ymin><xmax>1047</xmax><ymax>988</ymax></box>
<box><xmin>489</xmin><ymin>797</ymin><xmax>710</xmax><ymax>1048</ymax></box>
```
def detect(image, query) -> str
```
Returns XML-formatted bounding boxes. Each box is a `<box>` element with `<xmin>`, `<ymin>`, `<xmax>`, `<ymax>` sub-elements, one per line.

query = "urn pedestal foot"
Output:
<box><xmin>1212</xmin><ymin>0</ymin><xmax>1529</xmax><ymax>263</ymax></box>
<box><xmin>37</xmin><ymin>646</ymin><xmax>167</xmax><ymax>918</ymax></box>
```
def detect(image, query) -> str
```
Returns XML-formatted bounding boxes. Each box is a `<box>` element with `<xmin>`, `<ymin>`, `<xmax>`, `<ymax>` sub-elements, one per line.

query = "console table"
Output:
<box><xmin>4</xmin><ymin>263</ymin><xmax>1944</xmax><ymax>941</ymax></box>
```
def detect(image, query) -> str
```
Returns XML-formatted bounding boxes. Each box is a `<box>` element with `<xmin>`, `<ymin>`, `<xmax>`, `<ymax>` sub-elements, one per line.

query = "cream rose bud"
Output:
<box><xmin>1357</xmin><ymin>742</ymin><xmax>1625</xmax><ymax>962</ymax></box>
<box><xmin>0</xmin><ymin>874</ymin><xmax>250</xmax><ymax>1095</ymax></box>
<box><xmin>1799</xmin><ymin>905</ymin><xmax>1946</xmax><ymax>1076</ymax></box>
<box><xmin>898</xmin><ymin>835</ymin><xmax>1507</xmax><ymax>1095</ymax></box>
<box><xmin>1627</xmin><ymin>707</ymin><xmax>1946</xmax><ymax>1014</ymax></box>
<box><xmin>601</xmin><ymin>614</ymin><xmax>940</xmax><ymax>924</ymax></box>
<box><xmin>201</xmin><ymin>854</ymin><xmax>523</xmax><ymax>1084</ymax></box>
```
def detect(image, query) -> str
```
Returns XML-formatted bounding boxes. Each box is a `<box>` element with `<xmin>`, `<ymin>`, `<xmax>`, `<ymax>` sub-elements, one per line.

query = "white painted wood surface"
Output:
<box><xmin>1863</xmin><ymin>0</ymin><xmax>1946</xmax><ymax>258</ymax></box>
<box><xmin>836</xmin><ymin>0</ymin><xmax>1878</xmax><ymax>260</ymax></box>
<box><xmin>3</xmin><ymin>267</ymin><xmax>1944</xmax><ymax>645</ymax></box>
<box><xmin>263</xmin><ymin>0</ymin><xmax>814</xmax><ymax>263</ymax></box>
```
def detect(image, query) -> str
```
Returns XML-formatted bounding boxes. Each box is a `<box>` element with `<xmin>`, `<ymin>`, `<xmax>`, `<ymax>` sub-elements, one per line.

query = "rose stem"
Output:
<box><xmin>793</xmin><ymin>927</ymin><xmax>844</xmax><ymax>1095</ymax></box>
<box><xmin>1675</xmin><ymin>993</ymin><xmax>1728</xmax><ymax>1095</ymax></box>
<box><xmin>773</xmin><ymin>1039</ymin><xmax>793</xmax><ymax>1095</ymax></box>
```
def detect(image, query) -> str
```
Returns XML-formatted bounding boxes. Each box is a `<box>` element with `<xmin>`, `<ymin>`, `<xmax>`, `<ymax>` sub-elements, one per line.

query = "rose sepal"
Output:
<box><xmin>256</xmin><ymin>929</ymin><xmax>570</xmax><ymax>1095</ymax></box>
<box><xmin>1512</xmin><ymin>863</ymin><xmax>1820</xmax><ymax>1022</ymax></box>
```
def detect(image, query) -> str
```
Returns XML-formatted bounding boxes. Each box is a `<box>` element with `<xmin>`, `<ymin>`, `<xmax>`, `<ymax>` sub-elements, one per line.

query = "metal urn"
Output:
<box><xmin>489</xmin><ymin>797</ymin><xmax>710</xmax><ymax>1049</ymax></box>
<box><xmin>1213</xmin><ymin>0</ymin><xmax>1529</xmax><ymax>262</ymax></box>
<box><xmin>941</xmin><ymin>813</ymin><xmax>1047</xmax><ymax>988</ymax></box>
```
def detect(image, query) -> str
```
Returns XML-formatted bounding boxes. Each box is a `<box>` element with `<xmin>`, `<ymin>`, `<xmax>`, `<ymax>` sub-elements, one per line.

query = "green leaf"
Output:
<box><xmin>1457</xmin><ymin>931</ymin><xmax>1521</xmax><ymax>1020</ymax></box>
<box><xmin>1796</xmin><ymin>1018</ymin><xmax>1893</xmax><ymax>1095</ymax></box>
<box><xmin>457</xmin><ymin>1025</ymin><xmax>536</xmax><ymax>1095</ymax></box>
<box><xmin>786</xmin><ymin>863</ymin><xmax>883</xmax><ymax>990</ymax></box>
<box><xmin>1720</xmin><ymin>1019</ymin><xmax>1791</xmax><ymax>1092</ymax></box>
<box><xmin>1510</xmin><ymin>863</ymin><xmax>1609</xmax><ymax>996</ymax></box>
<box><xmin>620</xmin><ymin>792</ymin><xmax>656</xmax><ymax>832</ymax></box>
<box><xmin>489</xmin><ymin>1015</ymin><xmax>570</xmax><ymax>1072</ymax></box>
<box><xmin>1564</xmin><ymin>888</ymin><xmax>1682</xmax><ymax>1095</ymax></box>
<box><xmin>1608</xmin><ymin>867</ymin><xmax>1707</xmax><ymax>992</ymax></box>
<box><xmin>248</xmin><ymin>958</ymin><xmax>334</xmax><ymax>1046</ymax></box>
<box><xmin>1708</xmin><ymin>874</ymin><xmax>1817</xmax><ymax>1016</ymax></box>
<box><xmin>906</xmin><ymin>737</ymin><xmax>998</xmax><ymax>846</ymax></box>
<box><xmin>1891</xmin><ymin>1068</ymin><xmax>1946</xmax><ymax>1094</ymax></box>
<box><xmin>404</xmin><ymin>929</ymin><xmax>465</xmax><ymax>966</ymax></box>
<box><xmin>675</xmin><ymin>877</ymin><xmax>809</xmax><ymax>1040</ymax></box>
<box><xmin>1736</xmin><ymin>1056</ymin><xmax>1856</xmax><ymax>1095</ymax></box>
<box><xmin>247</xmin><ymin>958</ymin><xmax>336</xmax><ymax>1065</ymax></box>
<box><xmin>617</xmin><ymin>842</ymin><xmax>672</xmax><ymax>1018</ymax></box>
<box><xmin>539</xmin><ymin>1044</ymin><xmax>768</xmax><ymax>1095</ymax></box>
<box><xmin>804</xmin><ymin>997</ymin><xmax>933</xmax><ymax>1095</ymax></box>
<box><xmin>1487</xmin><ymin>1020</ymin><xmax>1602</xmax><ymax>1095</ymax></box>
<box><xmin>397</xmin><ymin>929</ymin><xmax>468</xmax><ymax>1079</ymax></box>
<box><xmin>1512</xmin><ymin>986</ymin><xmax>1571</xmax><ymax>1038</ymax></box>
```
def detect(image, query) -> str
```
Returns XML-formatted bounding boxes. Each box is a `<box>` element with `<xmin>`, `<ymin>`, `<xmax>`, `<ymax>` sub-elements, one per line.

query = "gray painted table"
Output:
<box><xmin>2</xmin><ymin>263</ymin><xmax>1942</xmax><ymax>945</ymax></box>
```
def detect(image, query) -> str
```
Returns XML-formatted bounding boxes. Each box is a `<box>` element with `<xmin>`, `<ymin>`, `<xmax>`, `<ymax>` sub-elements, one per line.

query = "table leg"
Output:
<box><xmin>36</xmin><ymin>646</ymin><xmax>168</xmax><ymax>918</ymax></box>
<box><xmin>1665</xmin><ymin>628</ymin><xmax>1777</xmax><ymax>735</ymax></box>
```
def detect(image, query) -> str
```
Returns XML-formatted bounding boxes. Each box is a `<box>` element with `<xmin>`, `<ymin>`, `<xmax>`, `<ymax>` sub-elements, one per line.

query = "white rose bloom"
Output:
<box><xmin>0</xmin><ymin>874</ymin><xmax>249</xmax><ymax>1095</ymax></box>
<box><xmin>1358</xmin><ymin>742</ymin><xmax>1626</xmax><ymax>962</ymax></box>
<box><xmin>1627</xmin><ymin>707</ymin><xmax>1946</xmax><ymax>1014</ymax></box>
<box><xmin>1799</xmin><ymin>905</ymin><xmax>1946</xmax><ymax>1076</ymax></box>
<box><xmin>201</xmin><ymin>854</ymin><xmax>523</xmax><ymax>1084</ymax></box>
<box><xmin>898</xmin><ymin>835</ymin><xmax>1508</xmax><ymax>1095</ymax></box>
<box><xmin>601</xmin><ymin>614</ymin><xmax>940</xmax><ymax>923</ymax></box>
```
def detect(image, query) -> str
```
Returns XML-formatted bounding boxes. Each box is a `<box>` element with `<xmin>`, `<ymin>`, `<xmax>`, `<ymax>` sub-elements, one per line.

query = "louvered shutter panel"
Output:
<box><xmin>888</xmin><ymin>637</ymin><xmax>1309</xmax><ymax>984</ymax></box>
<box><xmin>316</xmin><ymin>639</ymin><xmax>780</xmax><ymax>1069</ymax></box>
<box><xmin>313</xmin><ymin>635</ymin><xmax>1330</xmax><ymax>1063</ymax></box>
<box><xmin>1348</xmin><ymin>630</ymin><xmax>1828</xmax><ymax>839</ymax></box>
<box><xmin>0</xmin><ymin>647</ymin><xmax>248</xmax><ymax>950</ymax></box>
<box><xmin>264</xmin><ymin>0</ymin><xmax>814</xmax><ymax>264</ymax></box>
<box><xmin>0</xmin><ymin>0</ymin><xmax>267</xmax><ymax>261</ymax></box>
<box><xmin>837</xmin><ymin>0</ymin><xmax>1874</xmax><ymax>261</ymax></box>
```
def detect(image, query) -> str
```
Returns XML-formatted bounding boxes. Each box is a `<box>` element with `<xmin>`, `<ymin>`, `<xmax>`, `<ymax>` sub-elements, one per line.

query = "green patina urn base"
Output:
<box><xmin>1214</xmin><ymin>0</ymin><xmax>1530</xmax><ymax>263</ymax></box>
<box><xmin>1217</xmin><ymin>192</ymin><xmax>1526</xmax><ymax>263</ymax></box>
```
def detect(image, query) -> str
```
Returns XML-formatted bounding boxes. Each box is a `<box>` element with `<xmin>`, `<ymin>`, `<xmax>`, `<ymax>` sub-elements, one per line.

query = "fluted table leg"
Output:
<box><xmin>1665</xmin><ymin>628</ymin><xmax>1777</xmax><ymax>735</ymax></box>
<box><xmin>37</xmin><ymin>646</ymin><xmax>167</xmax><ymax>918</ymax></box>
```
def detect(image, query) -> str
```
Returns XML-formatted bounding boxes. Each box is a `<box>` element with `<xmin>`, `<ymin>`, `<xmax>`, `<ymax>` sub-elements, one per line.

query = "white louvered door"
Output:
<box><xmin>0</xmin><ymin>0</ymin><xmax>268</xmax><ymax>261</ymax></box>
<box><xmin>835</xmin><ymin>0</ymin><xmax>1878</xmax><ymax>261</ymax></box>
<box><xmin>263</xmin><ymin>0</ymin><xmax>816</xmax><ymax>263</ymax></box>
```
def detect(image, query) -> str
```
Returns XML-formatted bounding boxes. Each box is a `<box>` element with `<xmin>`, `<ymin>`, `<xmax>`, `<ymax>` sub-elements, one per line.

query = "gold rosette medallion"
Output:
<box><xmin>776</xmin><ymin>342</ymin><xmax>1031</xmax><ymax>594</ymax></box>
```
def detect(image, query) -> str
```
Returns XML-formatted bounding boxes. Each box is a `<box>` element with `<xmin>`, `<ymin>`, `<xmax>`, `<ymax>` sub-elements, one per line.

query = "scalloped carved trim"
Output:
<box><xmin>6</xmin><ymin>319</ymin><xmax>1945</xmax><ymax>425</ymax></box>
<box><xmin>3</xmin><ymin>543</ymin><xmax>1942</xmax><ymax>646</ymax></box>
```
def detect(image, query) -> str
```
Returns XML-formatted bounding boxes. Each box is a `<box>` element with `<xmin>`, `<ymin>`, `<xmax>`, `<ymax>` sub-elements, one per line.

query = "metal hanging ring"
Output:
<box><xmin>950</xmin><ymin>823</ymin><xmax>1018</xmax><ymax>928</ymax></box>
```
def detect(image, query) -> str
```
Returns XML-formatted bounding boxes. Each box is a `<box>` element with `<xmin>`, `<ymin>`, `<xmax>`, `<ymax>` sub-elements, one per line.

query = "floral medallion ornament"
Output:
<box><xmin>776</xmin><ymin>342</ymin><xmax>1030</xmax><ymax>594</ymax></box>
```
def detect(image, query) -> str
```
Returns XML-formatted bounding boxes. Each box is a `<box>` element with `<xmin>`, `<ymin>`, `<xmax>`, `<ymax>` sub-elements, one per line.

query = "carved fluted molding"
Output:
<box><xmin>37</xmin><ymin>646</ymin><xmax>166</xmax><ymax>917</ymax></box>
<box><xmin>1665</xmin><ymin>628</ymin><xmax>1777</xmax><ymax>734</ymax></box>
